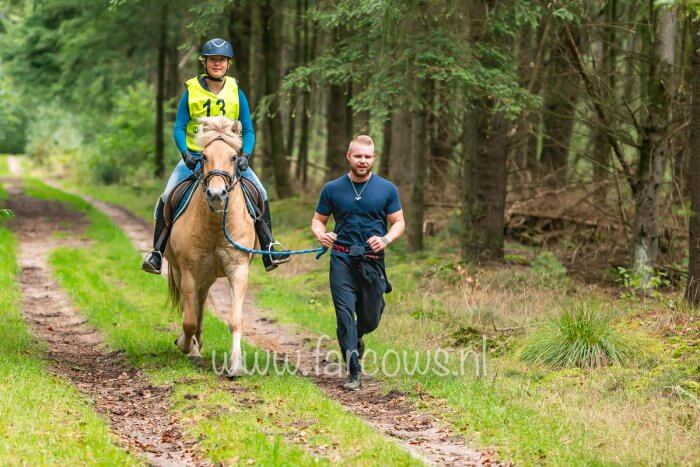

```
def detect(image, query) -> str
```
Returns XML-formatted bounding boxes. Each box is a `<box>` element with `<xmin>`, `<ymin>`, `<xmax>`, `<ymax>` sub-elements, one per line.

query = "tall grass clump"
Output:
<box><xmin>520</xmin><ymin>302</ymin><xmax>645</xmax><ymax>369</ymax></box>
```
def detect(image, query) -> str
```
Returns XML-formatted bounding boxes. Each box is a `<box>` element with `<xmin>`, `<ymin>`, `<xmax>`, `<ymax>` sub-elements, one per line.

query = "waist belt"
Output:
<box><xmin>331</xmin><ymin>243</ymin><xmax>380</xmax><ymax>261</ymax></box>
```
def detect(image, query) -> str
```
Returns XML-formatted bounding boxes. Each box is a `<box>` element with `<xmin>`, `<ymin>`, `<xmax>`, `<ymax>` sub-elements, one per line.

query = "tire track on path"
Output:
<box><xmin>4</xmin><ymin>175</ymin><xmax>207</xmax><ymax>466</ymax></box>
<box><xmin>78</xmin><ymin>184</ymin><xmax>496</xmax><ymax>466</ymax></box>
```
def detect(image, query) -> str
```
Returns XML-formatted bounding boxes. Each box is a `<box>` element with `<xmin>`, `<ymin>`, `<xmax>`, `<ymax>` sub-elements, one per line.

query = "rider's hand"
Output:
<box><xmin>367</xmin><ymin>235</ymin><xmax>389</xmax><ymax>253</ymax></box>
<box><xmin>316</xmin><ymin>232</ymin><xmax>337</xmax><ymax>248</ymax></box>
<box><xmin>238</xmin><ymin>153</ymin><xmax>250</xmax><ymax>172</ymax></box>
<box><xmin>182</xmin><ymin>151</ymin><xmax>199</xmax><ymax>171</ymax></box>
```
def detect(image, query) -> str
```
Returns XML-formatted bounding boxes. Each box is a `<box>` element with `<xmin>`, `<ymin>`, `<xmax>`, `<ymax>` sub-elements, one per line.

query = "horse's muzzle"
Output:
<box><xmin>206</xmin><ymin>186</ymin><xmax>228</xmax><ymax>209</ymax></box>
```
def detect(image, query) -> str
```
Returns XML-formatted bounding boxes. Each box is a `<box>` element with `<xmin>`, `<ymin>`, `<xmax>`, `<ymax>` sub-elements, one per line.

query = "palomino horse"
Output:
<box><xmin>166</xmin><ymin>115</ymin><xmax>255</xmax><ymax>376</ymax></box>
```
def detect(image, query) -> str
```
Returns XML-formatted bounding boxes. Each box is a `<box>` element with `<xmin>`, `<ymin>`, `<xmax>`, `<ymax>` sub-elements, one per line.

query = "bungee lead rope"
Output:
<box><xmin>221</xmin><ymin>196</ymin><xmax>328</xmax><ymax>260</ymax></box>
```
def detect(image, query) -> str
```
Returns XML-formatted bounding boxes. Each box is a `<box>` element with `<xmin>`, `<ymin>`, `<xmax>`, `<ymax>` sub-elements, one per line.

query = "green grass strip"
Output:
<box><xmin>0</xmin><ymin>224</ymin><xmax>137</xmax><ymax>465</ymax></box>
<box><xmin>25</xmin><ymin>179</ymin><xmax>418</xmax><ymax>465</ymax></box>
<box><xmin>0</xmin><ymin>155</ymin><xmax>9</xmax><ymax>177</ymax></box>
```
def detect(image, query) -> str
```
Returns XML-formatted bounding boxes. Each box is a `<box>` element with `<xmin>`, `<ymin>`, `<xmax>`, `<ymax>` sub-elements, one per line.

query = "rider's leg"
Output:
<box><xmin>239</xmin><ymin>168</ymin><xmax>290</xmax><ymax>271</ymax></box>
<box><xmin>142</xmin><ymin>160</ymin><xmax>196</xmax><ymax>274</ymax></box>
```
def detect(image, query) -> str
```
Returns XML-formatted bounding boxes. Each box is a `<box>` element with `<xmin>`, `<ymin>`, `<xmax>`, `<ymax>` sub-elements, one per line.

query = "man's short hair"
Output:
<box><xmin>348</xmin><ymin>135</ymin><xmax>374</xmax><ymax>152</ymax></box>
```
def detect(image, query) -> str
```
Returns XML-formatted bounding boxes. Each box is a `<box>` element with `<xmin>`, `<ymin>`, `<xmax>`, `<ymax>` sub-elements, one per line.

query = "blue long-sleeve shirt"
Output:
<box><xmin>173</xmin><ymin>85</ymin><xmax>255</xmax><ymax>156</ymax></box>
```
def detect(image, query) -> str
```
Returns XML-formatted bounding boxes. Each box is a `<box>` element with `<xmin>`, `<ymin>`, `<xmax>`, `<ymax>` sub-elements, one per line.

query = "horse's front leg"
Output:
<box><xmin>175</xmin><ymin>268</ymin><xmax>201</xmax><ymax>358</ymax></box>
<box><xmin>225</xmin><ymin>263</ymin><xmax>249</xmax><ymax>376</ymax></box>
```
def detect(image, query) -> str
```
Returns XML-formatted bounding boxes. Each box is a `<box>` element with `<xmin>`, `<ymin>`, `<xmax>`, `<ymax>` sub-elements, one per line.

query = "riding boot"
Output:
<box><xmin>255</xmin><ymin>200</ymin><xmax>290</xmax><ymax>272</ymax></box>
<box><xmin>141</xmin><ymin>199</ymin><xmax>169</xmax><ymax>274</ymax></box>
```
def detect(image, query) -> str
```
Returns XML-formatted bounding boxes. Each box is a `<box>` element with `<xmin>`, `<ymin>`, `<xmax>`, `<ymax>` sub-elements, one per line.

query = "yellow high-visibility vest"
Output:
<box><xmin>185</xmin><ymin>75</ymin><xmax>240</xmax><ymax>151</ymax></box>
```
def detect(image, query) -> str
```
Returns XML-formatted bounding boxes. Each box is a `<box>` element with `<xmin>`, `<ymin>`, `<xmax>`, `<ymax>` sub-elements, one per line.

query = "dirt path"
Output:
<box><xmin>78</xmin><ymin>187</ymin><xmax>495</xmax><ymax>465</ymax></box>
<box><xmin>4</xmin><ymin>176</ymin><xmax>206</xmax><ymax>466</ymax></box>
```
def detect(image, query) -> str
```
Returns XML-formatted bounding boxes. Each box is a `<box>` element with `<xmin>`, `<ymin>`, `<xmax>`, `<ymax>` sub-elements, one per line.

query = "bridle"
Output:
<box><xmin>200</xmin><ymin>135</ymin><xmax>240</xmax><ymax>195</ymax></box>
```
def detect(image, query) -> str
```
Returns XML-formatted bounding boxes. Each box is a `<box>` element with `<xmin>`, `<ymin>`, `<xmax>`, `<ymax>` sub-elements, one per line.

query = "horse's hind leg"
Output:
<box><xmin>175</xmin><ymin>268</ymin><xmax>201</xmax><ymax>358</ymax></box>
<box><xmin>226</xmin><ymin>264</ymin><xmax>249</xmax><ymax>377</ymax></box>
<box><xmin>194</xmin><ymin>284</ymin><xmax>211</xmax><ymax>353</ymax></box>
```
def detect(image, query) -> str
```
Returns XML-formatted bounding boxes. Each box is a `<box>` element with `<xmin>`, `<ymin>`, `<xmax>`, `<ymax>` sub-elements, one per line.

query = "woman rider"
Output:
<box><xmin>141</xmin><ymin>38</ymin><xmax>289</xmax><ymax>274</ymax></box>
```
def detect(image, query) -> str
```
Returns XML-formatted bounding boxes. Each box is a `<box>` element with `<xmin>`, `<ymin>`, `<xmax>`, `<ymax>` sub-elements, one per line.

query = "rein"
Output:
<box><xmin>220</xmin><ymin>196</ymin><xmax>328</xmax><ymax>259</ymax></box>
<box><xmin>200</xmin><ymin>135</ymin><xmax>327</xmax><ymax>260</ymax></box>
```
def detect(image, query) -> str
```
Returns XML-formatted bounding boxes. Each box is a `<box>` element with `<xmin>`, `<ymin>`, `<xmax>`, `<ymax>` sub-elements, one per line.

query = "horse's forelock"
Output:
<box><xmin>195</xmin><ymin>116</ymin><xmax>243</xmax><ymax>152</ymax></box>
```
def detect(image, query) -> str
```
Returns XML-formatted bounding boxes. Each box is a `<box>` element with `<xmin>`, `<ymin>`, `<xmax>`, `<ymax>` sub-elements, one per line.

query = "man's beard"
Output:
<box><xmin>350</xmin><ymin>165</ymin><xmax>373</xmax><ymax>178</ymax></box>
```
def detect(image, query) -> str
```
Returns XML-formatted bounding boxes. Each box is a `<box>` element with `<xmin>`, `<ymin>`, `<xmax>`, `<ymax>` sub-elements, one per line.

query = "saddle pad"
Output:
<box><xmin>164</xmin><ymin>178</ymin><xmax>199</xmax><ymax>227</ymax></box>
<box><xmin>240</xmin><ymin>178</ymin><xmax>265</xmax><ymax>218</ymax></box>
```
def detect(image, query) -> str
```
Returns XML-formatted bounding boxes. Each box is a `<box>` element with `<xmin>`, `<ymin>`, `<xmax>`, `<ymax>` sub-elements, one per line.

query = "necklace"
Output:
<box><xmin>348</xmin><ymin>173</ymin><xmax>371</xmax><ymax>201</ymax></box>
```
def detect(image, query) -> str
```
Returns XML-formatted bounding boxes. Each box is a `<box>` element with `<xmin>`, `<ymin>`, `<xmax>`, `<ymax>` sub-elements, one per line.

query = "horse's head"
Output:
<box><xmin>196</xmin><ymin>116</ymin><xmax>243</xmax><ymax>212</ymax></box>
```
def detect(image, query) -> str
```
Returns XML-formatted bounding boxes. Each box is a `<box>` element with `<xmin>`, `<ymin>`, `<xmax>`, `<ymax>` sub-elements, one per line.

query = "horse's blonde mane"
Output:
<box><xmin>195</xmin><ymin>116</ymin><xmax>243</xmax><ymax>152</ymax></box>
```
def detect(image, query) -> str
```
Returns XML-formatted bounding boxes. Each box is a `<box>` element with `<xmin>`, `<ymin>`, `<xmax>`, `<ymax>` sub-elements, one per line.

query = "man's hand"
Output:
<box><xmin>316</xmin><ymin>231</ymin><xmax>337</xmax><ymax>248</ymax></box>
<box><xmin>238</xmin><ymin>153</ymin><xmax>250</xmax><ymax>172</ymax></box>
<box><xmin>367</xmin><ymin>235</ymin><xmax>389</xmax><ymax>253</ymax></box>
<box><xmin>182</xmin><ymin>151</ymin><xmax>199</xmax><ymax>170</ymax></box>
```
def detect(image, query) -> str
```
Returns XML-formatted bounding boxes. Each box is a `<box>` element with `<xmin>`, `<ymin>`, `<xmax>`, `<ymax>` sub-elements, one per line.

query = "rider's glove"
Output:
<box><xmin>182</xmin><ymin>151</ymin><xmax>198</xmax><ymax>171</ymax></box>
<box><xmin>237</xmin><ymin>153</ymin><xmax>250</xmax><ymax>172</ymax></box>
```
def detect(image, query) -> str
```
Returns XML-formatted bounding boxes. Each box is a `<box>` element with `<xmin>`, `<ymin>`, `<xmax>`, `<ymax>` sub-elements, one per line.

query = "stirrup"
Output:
<box><xmin>141</xmin><ymin>250</ymin><xmax>163</xmax><ymax>274</ymax></box>
<box><xmin>267</xmin><ymin>241</ymin><xmax>290</xmax><ymax>265</ymax></box>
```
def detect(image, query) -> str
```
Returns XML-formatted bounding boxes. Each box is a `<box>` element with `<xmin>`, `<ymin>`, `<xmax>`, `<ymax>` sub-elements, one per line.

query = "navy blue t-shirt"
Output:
<box><xmin>315</xmin><ymin>173</ymin><xmax>402</xmax><ymax>247</ymax></box>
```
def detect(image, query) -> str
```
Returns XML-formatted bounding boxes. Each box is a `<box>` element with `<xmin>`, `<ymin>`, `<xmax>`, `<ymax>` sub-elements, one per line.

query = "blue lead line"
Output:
<box><xmin>221</xmin><ymin>197</ymin><xmax>328</xmax><ymax>260</ymax></box>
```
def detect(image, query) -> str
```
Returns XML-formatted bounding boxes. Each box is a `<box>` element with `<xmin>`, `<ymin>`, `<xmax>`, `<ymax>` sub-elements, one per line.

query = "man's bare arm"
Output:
<box><xmin>367</xmin><ymin>209</ymin><xmax>405</xmax><ymax>253</ymax></box>
<box><xmin>311</xmin><ymin>212</ymin><xmax>337</xmax><ymax>247</ymax></box>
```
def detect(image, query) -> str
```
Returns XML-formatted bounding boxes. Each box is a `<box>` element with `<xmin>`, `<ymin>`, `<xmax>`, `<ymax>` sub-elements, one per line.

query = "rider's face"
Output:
<box><xmin>205</xmin><ymin>56</ymin><xmax>229</xmax><ymax>78</ymax></box>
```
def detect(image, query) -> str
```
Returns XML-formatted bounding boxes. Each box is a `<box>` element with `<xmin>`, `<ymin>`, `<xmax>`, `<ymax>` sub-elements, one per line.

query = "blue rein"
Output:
<box><xmin>220</xmin><ymin>195</ymin><xmax>328</xmax><ymax>260</ymax></box>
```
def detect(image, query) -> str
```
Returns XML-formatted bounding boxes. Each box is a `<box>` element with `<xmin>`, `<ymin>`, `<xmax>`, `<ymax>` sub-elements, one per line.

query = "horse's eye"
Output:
<box><xmin>201</xmin><ymin>154</ymin><xmax>208</xmax><ymax>162</ymax></box>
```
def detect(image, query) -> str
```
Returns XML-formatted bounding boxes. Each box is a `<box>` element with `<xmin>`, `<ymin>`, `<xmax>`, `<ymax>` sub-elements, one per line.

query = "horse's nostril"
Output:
<box><xmin>207</xmin><ymin>187</ymin><xmax>227</xmax><ymax>203</ymax></box>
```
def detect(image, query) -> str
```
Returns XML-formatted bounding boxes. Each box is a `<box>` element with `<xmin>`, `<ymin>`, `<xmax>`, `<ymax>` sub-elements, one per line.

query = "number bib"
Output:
<box><xmin>185</xmin><ymin>75</ymin><xmax>240</xmax><ymax>151</ymax></box>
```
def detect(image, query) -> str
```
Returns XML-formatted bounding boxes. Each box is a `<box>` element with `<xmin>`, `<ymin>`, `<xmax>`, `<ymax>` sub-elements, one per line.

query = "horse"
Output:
<box><xmin>165</xmin><ymin>115</ymin><xmax>255</xmax><ymax>376</ymax></box>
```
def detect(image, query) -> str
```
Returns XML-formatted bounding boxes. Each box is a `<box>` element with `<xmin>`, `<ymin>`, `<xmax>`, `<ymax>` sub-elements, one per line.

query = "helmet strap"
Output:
<box><xmin>205</xmin><ymin>74</ymin><xmax>225</xmax><ymax>82</ymax></box>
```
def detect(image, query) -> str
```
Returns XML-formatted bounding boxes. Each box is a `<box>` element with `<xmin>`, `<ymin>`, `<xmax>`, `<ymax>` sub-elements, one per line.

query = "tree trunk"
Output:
<box><xmin>407</xmin><ymin>83</ymin><xmax>427</xmax><ymax>253</ymax></box>
<box><xmin>388</xmin><ymin>108</ymin><xmax>411</xmax><ymax>201</ymax></box>
<box><xmin>631</xmin><ymin>3</ymin><xmax>677</xmax><ymax>291</ymax></box>
<box><xmin>296</xmin><ymin>0</ymin><xmax>314</xmax><ymax>186</ymax></box>
<box><xmin>591</xmin><ymin>0</ymin><xmax>616</xmax><ymax>201</ymax></box>
<box><xmin>540</xmin><ymin>28</ymin><xmax>580</xmax><ymax>187</ymax></box>
<box><xmin>461</xmin><ymin>99</ymin><xmax>509</xmax><ymax>262</ymax></box>
<box><xmin>286</xmin><ymin>0</ymin><xmax>302</xmax><ymax>159</ymax></box>
<box><xmin>685</xmin><ymin>17</ymin><xmax>700</xmax><ymax>307</ymax></box>
<box><xmin>380</xmin><ymin>115</ymin><xmax>391</xmax><ymax>177</ymax></box>
<box><xmin>262</xmin><ymin>0</ymin><xmax>293</xmax><ymax>198</ymax></box>
<box><xmin>154</xmin><ymin>1</ymin><xmax>167</xmax><ymax>178</ymax></box>
<box><xmin>228</xmin><ymin>2</ymin><xmax>251</xmax><ymax>95</ymax></box>
<box><xmin>326</xmin><ymin>83</ymin><xmax>351</xmax><ymax>178</ymax></box>
<box><xmin>428</xmin><ymin>82</ymin><xmax>451</xmax><ymax>187</ymax></box>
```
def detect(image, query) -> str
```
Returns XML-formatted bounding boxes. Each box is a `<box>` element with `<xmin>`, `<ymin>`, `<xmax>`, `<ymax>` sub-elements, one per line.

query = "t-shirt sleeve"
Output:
<box><xmin>315</xmin><ymin>183</ymin><xmax>333</xmax><ymax>216</ymax></box>
<box><xmin>386</xmin><ymin>182</ymin><xmax>402</xmax><ymax>214</ymax></box>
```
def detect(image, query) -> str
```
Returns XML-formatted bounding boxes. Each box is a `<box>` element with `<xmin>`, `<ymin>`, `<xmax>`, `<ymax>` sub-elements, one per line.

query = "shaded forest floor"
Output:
<box><xmin>10</xmin><ymin>155</ymin><xmax>700</xmax><ymax>465</ymax></box>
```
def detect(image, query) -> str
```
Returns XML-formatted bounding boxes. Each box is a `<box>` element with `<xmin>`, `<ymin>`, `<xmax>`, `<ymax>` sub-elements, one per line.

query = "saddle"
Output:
<box><xmin>164</xmin><ymin>175</ymin><xmax>264</xmax><ymax>228</ymax></box>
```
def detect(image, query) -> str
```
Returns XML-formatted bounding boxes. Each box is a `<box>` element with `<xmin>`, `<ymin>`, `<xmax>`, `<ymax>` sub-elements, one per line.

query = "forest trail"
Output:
<box><xmin>3</xmin><ymin>175</ymin><xmax>207</xmax><ymax>466</ymax></box>
<box><xmin>7</xmin><ymin>157</ymin><xmax>495</xmax><ymax>465</ymax></box>
<box><xmin>77</xmin><ymin>185</ymin><xmax>495</xmax><ymax>465</ymax></box>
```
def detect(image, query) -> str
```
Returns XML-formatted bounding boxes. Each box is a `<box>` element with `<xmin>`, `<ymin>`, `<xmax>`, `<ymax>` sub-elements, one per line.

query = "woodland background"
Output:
<box><xmin>1</xmin><ymin>0</ymin><xmax>700</xmax><ymax>301</ymax></box>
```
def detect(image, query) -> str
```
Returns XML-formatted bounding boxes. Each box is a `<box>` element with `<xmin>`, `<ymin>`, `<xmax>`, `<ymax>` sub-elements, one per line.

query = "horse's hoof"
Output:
<box><xmin>188</xmin><ymin>355</ymin><xmax>203</xmax><ymax>366</ymax></box>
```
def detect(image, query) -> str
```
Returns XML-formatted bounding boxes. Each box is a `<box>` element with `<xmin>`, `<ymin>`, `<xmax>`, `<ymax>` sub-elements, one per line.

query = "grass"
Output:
<box><xmin>23</xmin><ymin>179</ymin><xmax>419</xmax><ymax>466</ymax></box>
<box><xmin>0</xmin><ymin>216</ymin><xmax>137</xmax><ymax>464</ymax></box>
<box><xmin>243</xmin><ymin>198</ymin><xmax>699</xmax><ymax>465</ymax></box>
<box><xmin>61</xmin><ymin>181</ymin><xmax>699</xmax><ymax>464</ymax></box>
<box><xmin>0</xmin><ymin>155</ymin><xmax>9</xmax><ymax>176</ymax></box>
<box><xmin>520</xmin><ymin>301</ymin><xmax>648</xmax><ymax>369</ymax></box>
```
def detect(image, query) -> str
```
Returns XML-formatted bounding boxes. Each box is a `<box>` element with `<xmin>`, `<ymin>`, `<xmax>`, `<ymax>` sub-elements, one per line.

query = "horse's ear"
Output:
<box><xmin>231</xmin><ymin>120</ymin><xmax>242</xmax><ymax>135</ymax></box>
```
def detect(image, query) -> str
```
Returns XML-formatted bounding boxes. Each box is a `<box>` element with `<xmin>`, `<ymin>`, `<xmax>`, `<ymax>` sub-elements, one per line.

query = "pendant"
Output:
<box><xmin>355</xmin><ymin>196</ymin><xmax>361</xmax><ymax>201</ymax></box>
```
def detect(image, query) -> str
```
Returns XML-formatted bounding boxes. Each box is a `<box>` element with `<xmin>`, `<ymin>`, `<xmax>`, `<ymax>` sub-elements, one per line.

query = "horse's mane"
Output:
<box><xmin>195</xmin><ymin>116</ymin><xmax>243</xmax><ymax>152</ymax></box>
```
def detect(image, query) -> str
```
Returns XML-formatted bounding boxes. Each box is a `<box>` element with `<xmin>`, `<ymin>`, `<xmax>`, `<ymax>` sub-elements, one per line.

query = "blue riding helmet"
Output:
<box><xmin>201</xmin><ymin>38</ymin><xmax>234</xmax><ymax>59</ymax></box>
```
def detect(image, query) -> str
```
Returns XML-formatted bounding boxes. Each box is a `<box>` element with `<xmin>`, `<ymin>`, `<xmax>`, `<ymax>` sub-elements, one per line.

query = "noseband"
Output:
<box><xmin>200</xmin><ymin>136</ymin><xmax>239</xmax><ymax>194</ymax></box>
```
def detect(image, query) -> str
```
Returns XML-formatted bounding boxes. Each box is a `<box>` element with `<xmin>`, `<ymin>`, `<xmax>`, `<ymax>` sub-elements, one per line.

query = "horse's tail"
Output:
<box><xmin>167</xmin><ymin>263</ymin><xmax>181</xmax><ymax>310</ymax></box>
